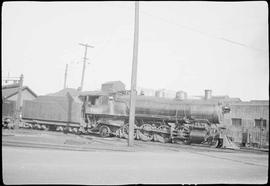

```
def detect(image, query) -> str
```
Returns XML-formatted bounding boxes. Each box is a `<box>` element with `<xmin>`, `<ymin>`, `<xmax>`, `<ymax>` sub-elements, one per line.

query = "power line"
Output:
<box><xmin>88</xmin><ymin>30</ymin><xmax>117</xmax><ymax>62</ymax></box>
<box><xmin>140</xmin><ymin>10</ymin><xmax>268</xmax><ymax>53</ymax></box>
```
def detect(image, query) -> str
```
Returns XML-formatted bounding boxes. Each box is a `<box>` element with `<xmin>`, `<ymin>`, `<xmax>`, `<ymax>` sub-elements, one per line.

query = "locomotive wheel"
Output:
<box><xmin>140</xmin><ymin>124</ymin><xmax>154</xmax><ymax>141</ymax></box>
<box><xmin>157</xmin><ymin>125</ymin><xmax>170</xmax><ymax>134</ymax></box>
<box><xmin>157</xmin><ymin>125</ymin><xmax>171</xmax><ymax>142</ymax></box>
<box><xmin>158</xmin><ymin>124</ymin><xmax>170</xmax><ymax>131</ymax></box>
<box><xmin>121</xmin><ymin>124</ymin><xmax>136</xmax><ymax>139</ymax></box>
<box><xmin>99</xmin><ymin>125</ymin><xmax>110</xmax><ymax>137</ymax></box>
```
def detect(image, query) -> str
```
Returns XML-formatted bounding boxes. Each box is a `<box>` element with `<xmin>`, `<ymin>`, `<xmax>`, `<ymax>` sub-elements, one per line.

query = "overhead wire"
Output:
<box><xmin>140</xmin><ymin>10</ymin><xmax>268</xmax><ymax>54</ymax></box>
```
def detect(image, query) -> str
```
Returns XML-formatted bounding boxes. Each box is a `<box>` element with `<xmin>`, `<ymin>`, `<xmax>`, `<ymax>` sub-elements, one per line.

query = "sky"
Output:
<box><xmin>2</xmin><ymin>1</ymin><xmax>268</xmax><ymax>101</ymax></box>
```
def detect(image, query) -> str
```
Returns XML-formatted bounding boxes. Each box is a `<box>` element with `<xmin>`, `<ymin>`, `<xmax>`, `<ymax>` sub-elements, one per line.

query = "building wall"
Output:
<box><xmin>2</xmin><ymin>100</ymin><xmax>16</xmax><ymax>117</ymax></box>
<box><xmin>223</xmin><ymin>102</ymin><xmax>269</xmax><ymax>147</ymax></box>
<box><xmin>7</xmin><ymin>89</ymin><xmax>37</xmax><ymax>107</ymax></box>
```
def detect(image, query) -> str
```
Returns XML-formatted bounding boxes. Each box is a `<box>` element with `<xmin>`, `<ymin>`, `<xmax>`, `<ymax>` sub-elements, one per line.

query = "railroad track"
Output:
<box><xmin>3</xmin><ymin>128</ymin><xmax>268</xmax><ymax>154</ymax></box>
<box><xmin>2</xmin><ymin>139</ymin><xmax>133</xmax><ymax>152</ymax></box>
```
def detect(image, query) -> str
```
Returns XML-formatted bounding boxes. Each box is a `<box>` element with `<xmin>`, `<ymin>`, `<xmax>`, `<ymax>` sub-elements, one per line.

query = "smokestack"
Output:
<box><xmin>204</xmin><ymin>89</ymin><xmax>212</xmax><ymax>100</ymax></box>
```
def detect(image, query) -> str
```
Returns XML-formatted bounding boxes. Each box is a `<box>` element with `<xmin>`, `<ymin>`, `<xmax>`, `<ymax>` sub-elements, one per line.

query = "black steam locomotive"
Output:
<box><xmin>2</xmin><ymin>83</ymin><xmax>230</xmax><ymax>145</ymax></box>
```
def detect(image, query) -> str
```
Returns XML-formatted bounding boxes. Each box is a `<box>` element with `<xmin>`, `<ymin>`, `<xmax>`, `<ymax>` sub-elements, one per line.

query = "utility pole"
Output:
<box><xmin>259</xmin><ymin>118</ymin><xmax>264</xmax><ymax>148</ymax></box>
<box><xmin>64</xmin><ymin>64</ymin><xmax>68</xmax><ymax>89</ymax></box>
<box><xmin>78</xmin><ymin>43</ymin><xmax>94</xmax><ymax>91</ymax></box>
<box><xmin>128</xmin><ymin>1</ymin><xmax>139</xmax><ymax>147</ymax></box>
<box><xmin>15</xmin><ymin>74</ymin><xmax>23</xmax><ymax>128</ymax></box>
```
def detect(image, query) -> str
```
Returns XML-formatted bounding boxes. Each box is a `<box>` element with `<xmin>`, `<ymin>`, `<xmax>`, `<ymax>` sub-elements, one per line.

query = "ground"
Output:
<box><xmin>2</xmin><ymin>129</ymin><xmax>269</xmax><ymax>184</ymax></box>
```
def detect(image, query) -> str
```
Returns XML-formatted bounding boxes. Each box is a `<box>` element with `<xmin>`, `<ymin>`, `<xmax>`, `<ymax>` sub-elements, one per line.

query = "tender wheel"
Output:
<box><xmin>99</xmin><ymin>125</ymin><xmax>110</xmax><ymax>137</ymax></box>
<box><xmin>41</xmin><ymin>125</ymin><xmax>46</xmax><ymax>130</ymax></box>
<box><xmin>56</xmin><ymin>126</ymin><xmax>63</xmax><ymax>132</ymax></box>
<box><xmin>72</xmin><ymin>127</ymin><xmax>78</xmax><ymax>134</ymax></box>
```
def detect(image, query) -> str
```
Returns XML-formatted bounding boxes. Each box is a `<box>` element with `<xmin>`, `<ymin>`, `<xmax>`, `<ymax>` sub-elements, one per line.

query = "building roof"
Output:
<box><xmin>249</xmin><ymin>100</ymin><xmax>269</xmax><ymax>104</ymax></box>
<box><xmin>102</xmin><ymin>81</ymin><xmax>125</xmax><ymax>85</ymax></box>
<box><xmin>46</xmin><ymin>88</ymin><xmax>80</xmax><ymax>97</ymax></box>
<box><xmin>79</xmin><ymin>90</ymin><xmax>109</xmax><ymax>96</ymax></box>
<box><xmin>231</xmin><ymin>100</ymin><xmax>269</xmax><ymax>106</ymax></box>
<box><xmin>2</xmin><ymin>84</ymin><xmax>38</xmax><ymax>100</ymax></box>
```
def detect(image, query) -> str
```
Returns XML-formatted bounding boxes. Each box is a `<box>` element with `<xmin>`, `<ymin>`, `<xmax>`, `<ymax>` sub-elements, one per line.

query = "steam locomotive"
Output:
<box><xmin>79</xmin><ymin>90</ymin><xmax>230</xmax><ymax>144</ymax></box>
<box><xmin>2</xmin><ymin>85</ymin><xmax>231</xmax><ymax>145</ymax></box>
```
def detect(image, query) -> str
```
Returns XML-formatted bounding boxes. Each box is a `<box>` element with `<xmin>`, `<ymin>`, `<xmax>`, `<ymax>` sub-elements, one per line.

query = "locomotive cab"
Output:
<box><xmin>79</xmin><ymin>91</ymin><xmax>111</xmax><ymax>113</ymax></box>
<box><xmin>80</xmin><ymin>95</ymin><xmax>104</xmax><ymax>107</ymax></box>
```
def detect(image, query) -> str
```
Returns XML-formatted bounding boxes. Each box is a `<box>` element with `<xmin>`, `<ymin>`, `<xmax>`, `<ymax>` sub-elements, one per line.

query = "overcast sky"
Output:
<box><xmin>2</xmin><ymin>1</ymin><xmax>268</xmax><ymax>101</ymax></box>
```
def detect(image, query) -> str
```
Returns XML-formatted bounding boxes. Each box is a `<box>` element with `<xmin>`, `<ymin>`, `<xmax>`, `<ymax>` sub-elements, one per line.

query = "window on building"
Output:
<box><xmin>254</xmin><ymin>119</ymin><xmax>267</xmax><ymax>129</ymax></box>
<box><xmin>232</xmin><ymin>118</ymin><xmax>242</xmax><ymax>127</ymax></box>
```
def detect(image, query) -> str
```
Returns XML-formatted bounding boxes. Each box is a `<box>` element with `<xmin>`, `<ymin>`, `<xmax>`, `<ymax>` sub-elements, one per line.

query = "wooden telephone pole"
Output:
<box><xmin>16</xmin><ymin>74</ymin><xmax>24</xmax><ymax>119</ymax></box>
<box><xmin>128</xmin><ymin>1</ymin><xmax>139</xmax><ymax>146</ymax></box>
<box><xmin>259</xmin><ymin>118</ymin><xmax>264</xmax><ymax>148</ymax></box>
<box><xmin>64</xmin><ymin>64</ymin><xmax>68</xmax><ymax>89</ymax></box>
<box><xmin>79</xmin><ymin>43</ymin><xmax>94</xmax><ymax>91</ymax></box>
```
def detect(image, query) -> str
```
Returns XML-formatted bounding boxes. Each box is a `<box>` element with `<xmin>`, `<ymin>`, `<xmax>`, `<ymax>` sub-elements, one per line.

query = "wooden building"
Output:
<box><xmin>223</xmin><ymin>100</ymin><xmax>269</xmax><ymax>148</ymax></box>
<box><xmin>2</xmin><ymin>83</ymin><xmax>37</xmax><ymax>117</ymax></box>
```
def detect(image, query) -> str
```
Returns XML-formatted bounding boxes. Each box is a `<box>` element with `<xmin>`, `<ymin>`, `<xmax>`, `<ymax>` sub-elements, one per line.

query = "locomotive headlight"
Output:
<box><xmin>222</xmin><ymin>106</ymin><xmax>230</xmax><ymax>114</ymax></box>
